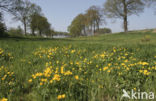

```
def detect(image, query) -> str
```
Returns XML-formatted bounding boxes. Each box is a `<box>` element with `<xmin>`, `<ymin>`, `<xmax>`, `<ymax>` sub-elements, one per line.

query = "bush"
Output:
<box><xmin>8</xmin><ymin>27</ymin><xmax>23</xmax><ymax>37</ymax></box>
<box><xmin>141</xmin><ymin>35</ymin><xmax>151</xmax><ymax>42</ymax></box>
<box><xmin>0</xmin><ymin>22</ymin><xmax>8</xmax><ymax>37</ymax></box>
<box><xmin>95</xmin><ymin>28</ymin><xmax>112</xmax><ymax>34</ymax></box>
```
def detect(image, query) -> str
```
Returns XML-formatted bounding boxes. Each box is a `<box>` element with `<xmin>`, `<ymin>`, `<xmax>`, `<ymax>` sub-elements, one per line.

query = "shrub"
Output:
<box><xmin>95</xmin><ymin>28</ymin><xmax>112</xmax><ymax>34</ymax></box>
<box><xmin>8</xmin><ymin>27</ymin><xmax>23</xmax><ymax>37</ymax></box>
<box><xmin>141</xmin><ymin>35</ymin><xmax>151</xmax><ymax>42</ymax></box>
<box><xmin>0</xmin><ymin>22</ymin><xmax>8</xmax><ymax>37</ymax></box>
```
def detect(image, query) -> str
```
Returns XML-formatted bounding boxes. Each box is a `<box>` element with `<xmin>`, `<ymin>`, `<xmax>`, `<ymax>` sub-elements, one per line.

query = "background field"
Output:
<box><xmin>0</xmin><ymin>30</ymin><xmax>156</xmax><ymax>101</ymax></box>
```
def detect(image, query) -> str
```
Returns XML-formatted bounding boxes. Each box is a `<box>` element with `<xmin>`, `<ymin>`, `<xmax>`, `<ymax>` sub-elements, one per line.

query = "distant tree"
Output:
<box><xmin>8</xmin><ymin>26</ymin><xmax>23</xmax><ymax>37</ymax></box>
<box><xmin>30</xmin><ymin>14</ymin><xmax>51</xmax><ymax>36</ymax></box>
<box><xmin>30</xmin><ymin>13</ymin><xmax>40</xmax><ymax>36</ymax></box>
<box><xmin>145</xmin><ymin>0</ymin><xmax>156</xmax><ymax>13</ymax></box>
<box><xmin>68</xmin><ymin>14</ymin><xmax>86</xmax><ymax>36</ymax></box>
<box><xmin>0</xmin><ymin>0</ymin><xmax>20</xmax><ymax>37</ymax></box>
<box><xmin>86</xmin><ymin>6</ymin><xmax>103</xmax><ymax>33</ymax></box>
<box><xmin>0</xmin><ymin>13</ymin><xmax>6</xmax><ymax>37</ymax></box>
<box><xmin>13</xmin><ymin>0</ymin><xmax>41</xmax><ymax>35</ymax></box>
<box><xmin>0</xmin><ymin>0</ymin><xmax>19</xmax><ymax>13</ymax></box>
<box><xmin>103</xmin><ymin>0</ymin><xmax>145</xmax><ymax>32</ymax></box>
<box><xmin>50</xmin><ymin>29</ymin><xmax>55</xmax><ymax>38</ymax></box>
<box><xmin>95</xmin><ymin>28</ymin><xmax>112</xmax><ymax>34</ymax></box>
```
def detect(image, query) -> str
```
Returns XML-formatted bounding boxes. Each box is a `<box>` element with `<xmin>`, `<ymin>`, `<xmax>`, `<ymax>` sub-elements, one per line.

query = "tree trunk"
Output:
<box><xmin>93</xmin><ymin>23</ymin><xmax>96</xmax><ymax>35</ymax></box>
<box><xmin>123</xmin><ymin>0</ymin><xmax>128</xmax><ymax>32</ymax></box>
<box><xmin>32</xmin><ymin>28</ymin><xmax>35</xmax><ymax>36</ymax></box>
<box><xmin>39</xmin><ymin>30</ymin><xmax>42</xmax><ymax>36</ymax></box>
<box><xmin>23</xmin><ymin>18</ymin><xmax>27</xmax><ymax>35</ymax></box>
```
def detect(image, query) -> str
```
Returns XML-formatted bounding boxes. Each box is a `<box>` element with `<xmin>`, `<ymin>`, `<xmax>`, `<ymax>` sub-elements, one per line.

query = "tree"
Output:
<box><xmin>0</xmin><ymin>13</ymin><xmax>6</xmax><ymax>37</ymax></box>
<box><xmin>8</xmin><ymin>26</ymin><xmax>23</xmax><ymax>37</ymax></box>
<box><xmin>30</xmin><ymin>14</ymin><xmax>51</xmax><ymax>37</ymax></box>
<box><xmin>86</xmin><ymin>6</ymin><xmax>103</xmax><ymax>33</ymax></box>
<box><xmin>145</xmin><ymin>0</ymin><xmax>156</xmax><ymax>13</ymax></box>
<box><xmin>95</xmin><ymin>28</ymin><xmax>112</xmax><ymax>34</ymax></box>
<box><xmin>103</xmin><ymin>0</ymin><xmax>145</xmax><ymax>32</ymax></box>
<box><xmin>68</xmin><ymin>14</ymin><xmax>86</xmax><ymax>36</ymax></box>
<box><xmin>13</xmin><ymin>0</ymin><xmax>41</xmax><ymax>35</ymax></box>
<box><xmin>0</xmin><ymin>0</ymin><xmax>19</xmax><ymax>13</ymax></box>
<box><xmin>30</xmin><ymin>13</ymin><xmax>40</xmax><ymax>36</ymax></box>
<box><xmin>68</xmin><ymin>6</ymin><xmax>104</xmax><ymax>37</ymax></box>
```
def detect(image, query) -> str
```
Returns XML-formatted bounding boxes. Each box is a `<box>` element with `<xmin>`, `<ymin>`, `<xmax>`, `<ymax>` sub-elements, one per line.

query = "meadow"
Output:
<box><xmin>0</xmin><ymin>30</ymin><xmax>156</xmax><ymax>101</ymax></box>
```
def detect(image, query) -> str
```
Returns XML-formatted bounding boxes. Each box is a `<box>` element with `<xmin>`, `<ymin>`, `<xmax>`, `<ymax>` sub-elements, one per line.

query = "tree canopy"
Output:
<box><xmin>103</xmin><ymin>0</ymin><xmax>146</xmax><ymax>32</ymax></box>
<box><xmin>30</xmin><ymin>13</ymin><xmax>51</xmax><ymax>36</ymax></box>
<box><xmin>68</xmin><ymin>5</ymin><xmax>104</xmax><ymax>36</ymax></box>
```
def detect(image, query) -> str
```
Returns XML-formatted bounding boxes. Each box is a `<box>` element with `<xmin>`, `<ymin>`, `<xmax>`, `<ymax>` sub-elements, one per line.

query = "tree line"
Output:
<box><xmin>68</xmin><ymin>0</ymin><xmax>156</xmax><ymax>36</ymax></box>
<box><xmin>0</xmin><ymin>0</ymin><xmax>55</xmax><ymax>37</ymax></box>
<box><xmin>0</xmin><ymin>0</ymin><xmax>156</xmax><ymax>37</ymax></box>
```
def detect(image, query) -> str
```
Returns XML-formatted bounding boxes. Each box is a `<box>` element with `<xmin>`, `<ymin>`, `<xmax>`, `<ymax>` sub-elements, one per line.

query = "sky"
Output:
<box><xmin>4</xmin><ymin>0</ymin><xmax>156</xmax><ymax>33</ymax></box>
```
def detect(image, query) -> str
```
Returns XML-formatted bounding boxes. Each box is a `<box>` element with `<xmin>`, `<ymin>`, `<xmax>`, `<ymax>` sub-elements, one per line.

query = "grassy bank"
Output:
<box><xmin>0</xmin><ymin>31</ymin><xmax>156</xmax><ymax>101</ymax></box>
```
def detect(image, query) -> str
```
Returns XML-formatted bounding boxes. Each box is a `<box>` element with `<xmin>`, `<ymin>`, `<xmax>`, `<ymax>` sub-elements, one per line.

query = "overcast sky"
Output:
<box><xmin>4</xmin><ymin>0</ymin><xmax>156</xmax><ymax>32</ymax></box>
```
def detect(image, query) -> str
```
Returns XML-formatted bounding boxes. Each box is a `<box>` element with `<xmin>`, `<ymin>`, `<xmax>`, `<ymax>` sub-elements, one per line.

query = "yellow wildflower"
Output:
<box><xmin>1</xmin><ymin>98</ymin><xmax>7</xmax><ymax>101</ymax></box>
<box><xmin>103</xmin><ymin>67</ymin><xmax>108</xmax><ymax>71</ymax></box>
<box><xmin>74</xmin><ymin>75</ymin><xmax>79</xmax><ymax>80</ymax></box>
<box><xmin>28</xmin><ymin>79</ymin><xmax>32</xmax><ymax>83</ymax></box>
<box><xmin>53</xmin><ymin>74</ymin><xmax>60</xmax><ymax>81</ymax></box>
<box><xmin>57</xmin><ymin>94</ymin><xmax>66</xmax><ymax>100</ymax></box>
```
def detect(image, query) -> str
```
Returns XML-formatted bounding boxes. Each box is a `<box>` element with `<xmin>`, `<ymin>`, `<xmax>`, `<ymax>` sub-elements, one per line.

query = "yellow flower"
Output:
<box><xmin>50</xmin><ymin>80</ymin><xmax>53</xmax><ymax>83</ymax></box>
<box><xmin>76</xmin><ymin>61</ymin><xmax>80</xmax><ymax>65</ymax></box>
<box><xmin>61</xmin><ymin>66</ymin><xmax>64</xmax><ymax>74</ymax></box>
<box><xmin>103</xmin><ymin>67</ymin><xmax>108</xmax><ymax>71</ymax></box>
<box><xmin>1</xmin><ymin>75</ymin><xmax>7</xmax><ymax>81</ymax></box>
<box><xmin>74</xmin><ymin>75</ymin><xmax>79</xmax><ymax>80</ymax></box>
<box><xmin>28</xmin><ymin>79</ymin><xmax>32</xmax><ymax>83</ymax></box>
<box><xmin>107</xmin><ymin>70</ymin><xmax>111</xmax><ymax>73</ymax></box>
<box><xmin>70</xmin><ymin>61</ymin><xmax>73</xmax><ymax>65</ymax></box>
<box><xmin>40</xmin><ymin>82</ymin><xmax>43</xmax><ymax>86</ymax></box>
<box><xmin>139</xmin><ymin>70</ymin><xmax>143</xmax><ymax>73</ymax></box>
<box><xmin>56</xmin><ymin>61</ymin><xmax>59</xmax><ymax>64</ymax></box>
<box><xmin>124</xmin><ymin>60</ymin><xmax>128</xmax><ymax>63</ymax></box>
<box><xmin>41</xmin><ymin>78</ymin><xmax>47</xmax><ymax>82</ymax></box>
<box><xmin>53</xmin><ymin>74</ymin><xmax>60</xmax><ymax>81</ymax></box>
<box><xmin>134</xmin><ymin>88</ymin><xmax>136</xmax><ymax>91</ymax></box>
<box><xmin>100</xmin><ymin>54</ymin><xmax>105</xmax><ymax>58</ymax></box>
<box><xmin>1</xmin><ymin>98</ymin><xmax>8</xmax><ymax>101</ymax></box>
<box><xmin>64</xmin><ymin>71</ymin><xmax>72</xmax><ymax>75</ymax></box>
<box><xmin>71</xmin><ymin>50</ymin><xmax>76</xmax><ymax>53</ymax></box>
<box><xmin>62</xmin><ymin>94</ymin><xmax>65</xmax><ymax>98</ymax></box>
<box><xmin>143</xmin><ymin>70</ymin><xmax>150</xmax><ymax>75</ymax></box>
<box><xmin>57</xmin><ymin>94</ymin><xmax>66</xmax><ymax>100</ymax></box>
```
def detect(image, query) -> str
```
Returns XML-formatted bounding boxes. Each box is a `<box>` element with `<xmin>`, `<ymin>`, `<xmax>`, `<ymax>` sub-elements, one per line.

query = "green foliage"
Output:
<box><xmin>0</xmin><ymin>13</ymin><xmax>7</xmax><ymax>37</ymax></box>
<box><xmin>8</xmin><ymin>26</ymin><xmax>23</xmax><ymax>37</ymax></box>
<box><xmin>0</xmin><ymin>22</ymin><xmax>7</xmax><ymax>37</ymax></box>
<box><xmin>68</xmin><ymin>5</ymin><xmax>103</xmax><ymax>37</ymax></box>
<box><xmin>13</xmin><ymin>0</ymin><xmax>42</xmax><ymax>35</ymax></box>
<box><xmin>30</xmin><ymin>13</ymin><xmax>51</xmax><ymax>37</ymax></box>
<box><xmin>95</xmin><ymin>28</ymin><xmax>112</xmax><ymax>34</ymax></box>
<box><xmin>68</xmin><ymin>14</ymin><xmax>86</xmax><ymax>37</ymax></box>
<box><xmin>85</xmin><ymin>6</ymin><xmax>103</xmax><ymax>32</ymax></box>
<box><xmin>141</xmin><ymin>35</ymin><xmax>151</xmax><ymax>42</ymax></box>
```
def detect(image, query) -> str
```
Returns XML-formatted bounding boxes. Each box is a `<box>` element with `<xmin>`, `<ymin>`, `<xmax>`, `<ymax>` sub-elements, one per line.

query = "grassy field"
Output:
<box><xmin>0</xmin><ymin>31</ymin><xmax>156</xmax><ymax>101</ymax></box>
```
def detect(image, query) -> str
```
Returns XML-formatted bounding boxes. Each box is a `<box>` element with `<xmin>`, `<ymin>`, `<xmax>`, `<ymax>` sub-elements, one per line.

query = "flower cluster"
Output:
<box><xmin>27</xmin><ymin>46</ymin><xmax>156</xmax><ymax>100</ymax></box>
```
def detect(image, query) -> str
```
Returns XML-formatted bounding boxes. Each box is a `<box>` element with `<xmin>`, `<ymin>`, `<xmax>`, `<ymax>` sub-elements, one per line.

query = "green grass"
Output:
<box><xmin>0</xmin><ymin>31</ymin><xmax>156</xmax><ymax>101</ymax></box>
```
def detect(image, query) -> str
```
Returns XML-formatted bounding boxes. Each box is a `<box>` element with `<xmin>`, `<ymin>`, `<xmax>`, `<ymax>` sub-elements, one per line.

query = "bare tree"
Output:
<box><xmin>103</xmin><ymin>0</ymin><xmax>145</xmax><ymax>32</ymax></box>
<box><xmin>0</xmin><ymin>0</ymin><xmax>19</xmax><ymax>13</ymax></box>
<box><xmin>13</xmin><ymin>0</ymin><xmax>41</xmax><ymax>35</ymax></box>
<box><xmin>86</xmin><ymin>6</ymin><xmax>103</xmax><ymax>33</ymax></box>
